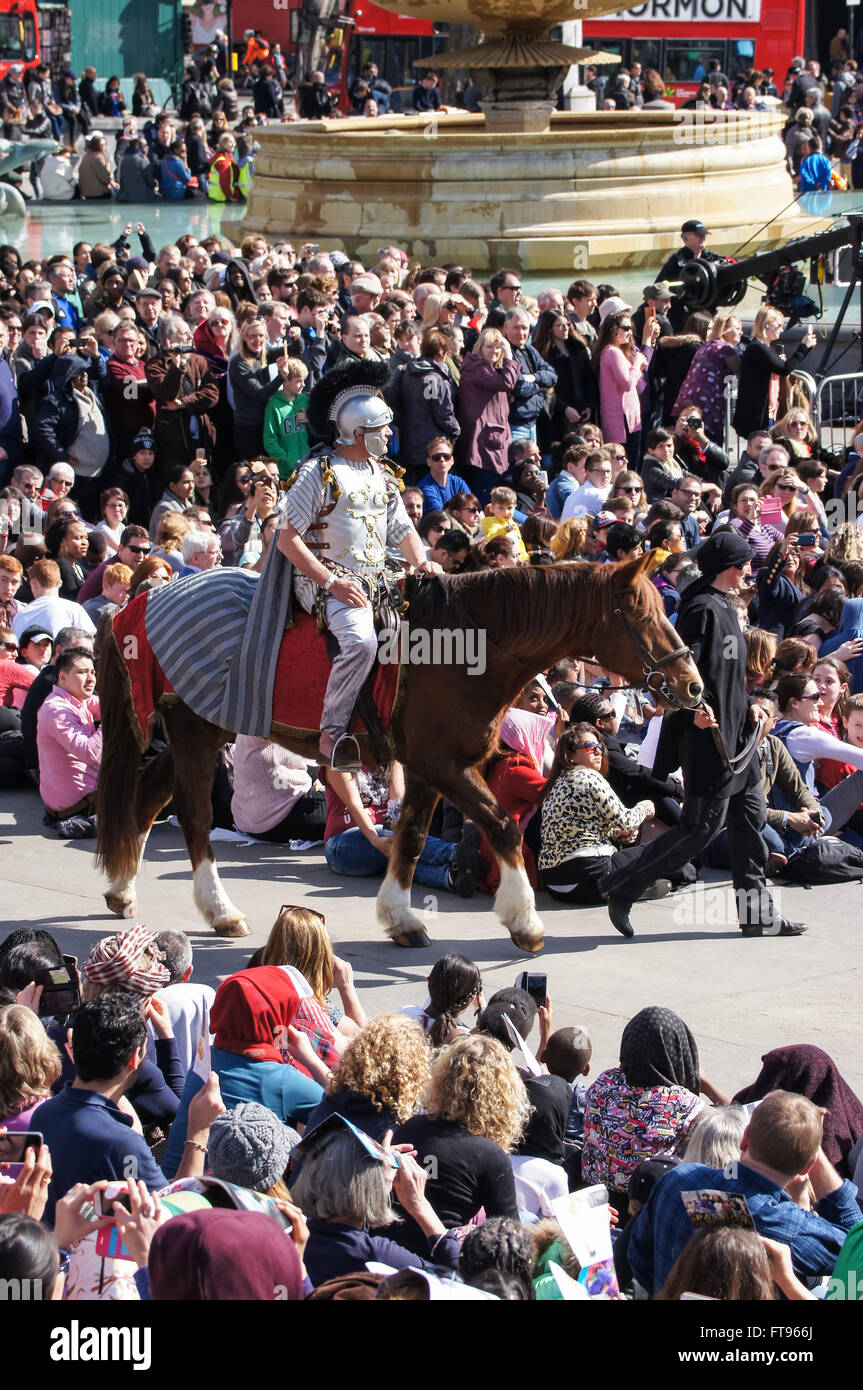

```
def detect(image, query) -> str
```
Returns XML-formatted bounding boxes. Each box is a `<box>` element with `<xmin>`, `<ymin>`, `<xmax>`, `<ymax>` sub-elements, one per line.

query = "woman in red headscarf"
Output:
<box><xmin>161</xmin><ymin>966</ymin><xmax>326</xmax><ymax>1180</ymax></box>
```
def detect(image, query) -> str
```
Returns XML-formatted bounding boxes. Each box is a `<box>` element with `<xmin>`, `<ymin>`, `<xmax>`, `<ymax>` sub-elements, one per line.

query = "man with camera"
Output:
<box><xmin>656</xmin><ymin>220</ymin><xmax>727</xmax><ymax>331</ymax></box>
<box><xmin>672</xmin><ymin>406</ymin><xmax>731</xmax><ymax>491</ymax></box>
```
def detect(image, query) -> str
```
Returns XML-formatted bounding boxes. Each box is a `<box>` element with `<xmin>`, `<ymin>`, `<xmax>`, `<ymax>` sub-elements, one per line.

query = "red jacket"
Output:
<box><xmin>478</xmin><ymin>750</ymin><xmax>544</xmax><ymax>894</ymax></box>
<box><xmin>104</xmin><ymin>356</ymin><xmax>155</xmax><ymax>440</ymax></box>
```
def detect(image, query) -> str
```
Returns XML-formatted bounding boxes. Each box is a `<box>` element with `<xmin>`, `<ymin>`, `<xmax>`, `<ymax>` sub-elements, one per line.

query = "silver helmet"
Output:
<box><xmin>330</xmin><ymin>386</ymin><xmax>393</xmax><ymax>450</ymax></box>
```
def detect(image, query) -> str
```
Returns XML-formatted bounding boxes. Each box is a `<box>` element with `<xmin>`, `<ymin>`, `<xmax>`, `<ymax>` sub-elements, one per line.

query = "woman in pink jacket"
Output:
<box><xmin>596</xmin><ymin>308</ymin><xmax>660</xmax><ymax>468</ymax></box>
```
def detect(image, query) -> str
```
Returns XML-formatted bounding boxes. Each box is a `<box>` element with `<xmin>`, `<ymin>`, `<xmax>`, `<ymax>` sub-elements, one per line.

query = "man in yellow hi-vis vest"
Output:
<box><xmin>208</xmin><ymin>133</ymin><xmax>243</xmax><ymax>202</ymax></box>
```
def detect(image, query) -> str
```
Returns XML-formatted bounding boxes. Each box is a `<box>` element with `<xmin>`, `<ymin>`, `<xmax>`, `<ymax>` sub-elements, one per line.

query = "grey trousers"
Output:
<box><xmin>320</xmin><ymin>595</ymin><xmax>378</xmax><ymax>741</ymax></box>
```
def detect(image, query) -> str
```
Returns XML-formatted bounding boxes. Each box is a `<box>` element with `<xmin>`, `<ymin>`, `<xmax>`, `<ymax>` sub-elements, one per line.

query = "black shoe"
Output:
<box><xmin>55</xmin><ymin>815</ymin><xmax>97</xmax><ymax>840</ymax></box>
<box><xmin>636</xmin><ymin>878</ymin><xmax>672</xmax><ymax>903</ymax></box>
<box><xmin>607</xmin><ymin>898</ymin><xmax>635</xmax><ymax>938</ymax></box>
<box><xmin>741</xmin><ymin>919</ymin><xmax>807</xmax><ymax>938</ymax></box>
<box><xmin>450</xmin><ymin>822</ymin><xmax>482</xmax><ymax>898</ymax></box>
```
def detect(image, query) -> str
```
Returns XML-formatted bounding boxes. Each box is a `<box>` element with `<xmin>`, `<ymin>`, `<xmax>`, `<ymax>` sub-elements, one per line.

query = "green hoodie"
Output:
<box><xmin>262</xmin><ymin>389</ymin><xmax>309</xmax><ymax>479</ymax></box>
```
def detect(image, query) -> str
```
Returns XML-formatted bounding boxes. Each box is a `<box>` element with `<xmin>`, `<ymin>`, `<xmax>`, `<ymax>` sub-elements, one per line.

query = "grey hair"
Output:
<box><xmin>154</xmin><ymin>929</ymin><xmax>192</xmax><ymax>984</ymax></box>
<box><xmin>504</xmin><ymin>307</ymin><xmax>530</xmax><ymax>325</ymax></box>
<box><xmin>54</xmin><ymin>626</ymin><xmax>94</xmax><ymax>651</ymax></box>
<box><xmin>758</xmin><ymin>444</ymin><xmax>789</xmax><ymax>468</ymax></box>
<box><xmin>682</xmin><ymin>1104</ymin><xmax>748</xmax><ymax>1168</ymax></box>
<box><xmin>291</xmin><ymin>1132</ymin><xmax>397</xmax><ymax>1227</ymax></box>
<box><xmin>182</xmin><ymin>529</ymin><xmax>216</xmax><ymax>563</ymax></box>
<box><xmin>159</xmin><ymin>313</ymin><xmax>192</xmax><ymax>349</ymax></box>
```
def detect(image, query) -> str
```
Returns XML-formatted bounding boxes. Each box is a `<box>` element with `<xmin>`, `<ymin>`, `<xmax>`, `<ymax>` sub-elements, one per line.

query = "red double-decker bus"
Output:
<box><xmin>0</xmin><ymin>0</ymin><xmax>39</xmax><ymax>83</ymax></box>
<box><xmin>579</xmin><ymin>1</ymin><xmax>807</xmax><ymax>105</ymax></box>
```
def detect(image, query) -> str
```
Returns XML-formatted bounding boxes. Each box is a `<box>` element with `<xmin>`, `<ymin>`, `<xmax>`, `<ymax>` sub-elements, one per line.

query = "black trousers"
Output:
<box><xmin>600</xmin><ymin>775</ymin><xmax>775</xmax><ymax>927</ymax></box>
<box><xmin>252</xmin><ymin>790</ymin><xmax>327</xmax><ymax>844</ymax></box>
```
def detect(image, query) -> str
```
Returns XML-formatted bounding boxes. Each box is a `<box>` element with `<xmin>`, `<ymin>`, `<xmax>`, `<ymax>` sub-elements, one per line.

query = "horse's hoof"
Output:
<box><xmin>105</xmin><ymin>892</ymin><xmax>137</xmax><ymax>919</ymax></box>
<box><xmin>213</xmin><ymin>918</ymin><xmax>251</xmax><ymax>938</ymax></box>
<box><xmin>511</xmin><ymin>932</ymin><xmax>544</xmax><ymax>954</ymax></box>
<box><xmin>391</xmin><ymin>928</ymin><xmax>432</xmax><ymax>948</ymax></box>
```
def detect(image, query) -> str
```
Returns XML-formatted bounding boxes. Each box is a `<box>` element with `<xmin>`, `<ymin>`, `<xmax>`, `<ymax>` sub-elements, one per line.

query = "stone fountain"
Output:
<box><xmin>233</xmin><ymin>0</ymin><xmax>822</xmax><ymax>273</ymax></box>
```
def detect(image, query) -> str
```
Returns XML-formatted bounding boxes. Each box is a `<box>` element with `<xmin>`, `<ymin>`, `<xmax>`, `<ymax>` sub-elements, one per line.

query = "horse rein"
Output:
<box><xmin>609</xmin><ymin>592</ymin><xmax>696</xmax><ymax>709</ymax></box>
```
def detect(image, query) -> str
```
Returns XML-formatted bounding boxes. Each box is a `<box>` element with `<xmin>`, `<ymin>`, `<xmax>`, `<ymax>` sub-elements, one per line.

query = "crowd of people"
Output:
<box><xmin>1</xmin><ymin>35</ymin><xmax>862</xmax><ymax>1312</ymax></box>
<box><xmin>0</xmin><ymin>923</ymin><xmax>860</xmax><ymax>1301</ymax></box>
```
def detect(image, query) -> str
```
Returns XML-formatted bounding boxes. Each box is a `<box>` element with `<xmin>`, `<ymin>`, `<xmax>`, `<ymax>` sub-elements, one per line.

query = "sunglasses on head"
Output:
<box><xmin>279</xmin><ymin>904</ymin><xmax>326</xmax><ymax>925</ymax></box>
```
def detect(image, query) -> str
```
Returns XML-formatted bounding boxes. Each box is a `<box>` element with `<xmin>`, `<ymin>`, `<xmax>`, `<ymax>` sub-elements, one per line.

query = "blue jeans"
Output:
<box><xmin>510</xmin><ymin>424</ymin><xmax>537</xmax><ymax>444</ymax></box>
<box><xmin>325</xmin><ymin>828</ymin><xmax>456</xmax><ymax>890</ymax></box>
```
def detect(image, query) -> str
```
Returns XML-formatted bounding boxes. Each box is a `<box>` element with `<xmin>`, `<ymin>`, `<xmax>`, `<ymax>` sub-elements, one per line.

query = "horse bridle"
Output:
<box><xmin>610</xmin><ymin>588</ymin><xmax>697</xmax><ymax>709</ymax></box>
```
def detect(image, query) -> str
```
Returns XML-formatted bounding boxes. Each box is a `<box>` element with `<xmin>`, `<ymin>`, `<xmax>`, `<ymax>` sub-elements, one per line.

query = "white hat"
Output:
<box><xmin>598</xmin><ymin>296</ymin><xmax>633</xmax><ymax>325</ymax></box>
<box><xmin>47</xmin><ymin>462</ymin><xmax>76</xmax><ymax>482</ymax></box>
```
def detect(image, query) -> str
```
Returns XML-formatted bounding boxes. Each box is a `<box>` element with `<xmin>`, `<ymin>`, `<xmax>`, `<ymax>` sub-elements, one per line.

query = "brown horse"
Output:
<box><xmin>96</xmin><ymin>555</ymin><xmax>703</xmax><ymax>952</ymax></box>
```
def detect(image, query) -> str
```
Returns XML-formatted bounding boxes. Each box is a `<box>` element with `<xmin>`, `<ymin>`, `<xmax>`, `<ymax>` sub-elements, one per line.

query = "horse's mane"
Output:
<box><xmin>405</xmin><ymin>560</ymin><xmax>663</xmax><ymax>636</ymax></box>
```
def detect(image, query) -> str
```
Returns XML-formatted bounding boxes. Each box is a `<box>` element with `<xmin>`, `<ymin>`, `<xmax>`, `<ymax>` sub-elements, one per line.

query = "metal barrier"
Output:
<box><xmin>813</xmin><ymin>373</ymin><xmax>863</xmax><ymax>456</ymax></box>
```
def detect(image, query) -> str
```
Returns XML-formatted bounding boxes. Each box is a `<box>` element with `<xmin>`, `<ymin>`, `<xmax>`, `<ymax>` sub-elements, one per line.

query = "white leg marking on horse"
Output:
<box><xmin>193</xmin><ymin>859</ymin><xmax>249</xmax><ymax>936</ymax></box>
<box><xmin>377</xmin><ymin>870</ymin><xmax>426</xmax><ymax>939</ymax></box>
<box><xmin>105</xmin><ymin>829</ymin><xmax>150</xmax><ymax>917</ymax></box>
<box><xmin>494</xmin><ymin>860</ymin><xmax>544</xmax><ymax>950</ymax></box>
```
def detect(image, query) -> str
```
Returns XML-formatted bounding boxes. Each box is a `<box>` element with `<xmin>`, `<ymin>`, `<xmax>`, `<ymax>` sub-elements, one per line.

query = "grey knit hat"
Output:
<box><xmin>207</xmin><ymin>1102</ymin><xmax>300</xmax><ymax>1192</ymax></box>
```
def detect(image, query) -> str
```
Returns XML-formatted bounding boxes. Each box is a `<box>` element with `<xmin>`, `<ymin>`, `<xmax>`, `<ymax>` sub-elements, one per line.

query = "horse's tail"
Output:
<box><xmin>95</xmin><ymin>627</ymin><xmax>148</xmax><ymax>884</ymax></box>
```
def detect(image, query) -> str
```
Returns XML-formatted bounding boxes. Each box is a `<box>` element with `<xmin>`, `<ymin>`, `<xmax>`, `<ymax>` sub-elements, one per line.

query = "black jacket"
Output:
<box><xmin>253</xmin><ymin>76</ymin><xmax>283</xmax><ymax>118</ymax></box>
<box><xmin>297</xmin><ymin>80</ymin><xmax>333</xmax><ymax>120</ymax></box>
<box><xmin>732</xmin><ymin>338</ymin><xmax>813</xmax><ymax>437</ymax></box>
<box><xmin>604</xmin><ymin>733</ymin><xmax>682</xmax><ymax>808</ymax></box>
<box><xmin>655</xmin><ymin>247</ymin><xmax>726</xmax><ymax>331</ymax></box>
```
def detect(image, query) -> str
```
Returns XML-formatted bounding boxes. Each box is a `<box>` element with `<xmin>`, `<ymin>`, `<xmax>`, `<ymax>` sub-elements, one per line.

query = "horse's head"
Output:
<box><xmin>593</xmin><ymin>553</ymin><xmax>703</xmax><ymax>710</ymax></box>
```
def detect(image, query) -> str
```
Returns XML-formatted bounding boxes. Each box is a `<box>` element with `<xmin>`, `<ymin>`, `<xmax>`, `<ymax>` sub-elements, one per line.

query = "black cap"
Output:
<box><xmin>681</xmin><ymin>219</ymin><xmax>709</xmax><ymax>237</ymax></box>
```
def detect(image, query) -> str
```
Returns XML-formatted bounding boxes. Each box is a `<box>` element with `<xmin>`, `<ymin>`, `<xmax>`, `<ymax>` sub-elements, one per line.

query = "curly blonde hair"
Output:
<box><xmin>330</xmin><ymin>1015</ymin><xmax>430</xmax><ymax>1123</ymax></box>
<box><xmin>551</xmin><ymin>515</ymin><xmax>589</xmax><ymax>560</ymax></box>
<box><xmin>0</xmin><ymin>1005</ymin><xmax>62</xmax><ymax>1117</ymax></box>
<box><xmin>426</xmin><ymin>1034</ymin><xmax>530</xmax><ymax>1152</ymax></box>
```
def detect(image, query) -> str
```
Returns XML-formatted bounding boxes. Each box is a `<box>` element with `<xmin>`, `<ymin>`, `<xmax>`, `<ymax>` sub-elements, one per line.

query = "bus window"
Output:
<box><xmin>664</xmin><ymin>41</ymin><xmax>726</xmax><ymax>86</ymax></box>
<box><xmin>728</xmin><ymin>39</ymin><xmax>755</xmax><ymax>80</ymax></box>
<box><xmin>23</xmin><ymin>16</ymin><xmax>36</xmax><ymax>62</ymax></box>
<box><xmin>630</xmin><ymin>39</ymin><xmax>661</xmax><ymax>75</ymax></box>
<box><xmin>580</xmin><ymin>37</ymin><xmax>624</xmax><ymax>83</ymax></box>
<box><xmin>0</xmin><ymin>15</ymin><xmax>25</xmax><ymax>60</ymax></box>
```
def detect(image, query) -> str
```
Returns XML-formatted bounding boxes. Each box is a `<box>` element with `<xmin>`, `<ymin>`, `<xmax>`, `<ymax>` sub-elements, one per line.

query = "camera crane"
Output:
<box><xmin>672</xmin><ymin>214</ymin><xmax>863</xmax><ymax>377</ymax></box>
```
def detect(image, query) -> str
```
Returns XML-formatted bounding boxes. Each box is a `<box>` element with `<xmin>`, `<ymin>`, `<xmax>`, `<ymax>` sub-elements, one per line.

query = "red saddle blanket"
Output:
<box><xmin>113</xmin><ymin>598</ymin><xmax>402</xmax><ymax>748</ymax></box>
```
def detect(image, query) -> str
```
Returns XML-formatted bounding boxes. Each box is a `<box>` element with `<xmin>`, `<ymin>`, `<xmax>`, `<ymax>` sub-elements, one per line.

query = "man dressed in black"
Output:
<box><xmin>656</xmin><ymin>220</ymin><xmax>726</xmax><ymax>331</ymax></box>
<box><xmin>600</xmin><ymin>531</ymin><xmax>806</xmax><ymax>940</ymax></box>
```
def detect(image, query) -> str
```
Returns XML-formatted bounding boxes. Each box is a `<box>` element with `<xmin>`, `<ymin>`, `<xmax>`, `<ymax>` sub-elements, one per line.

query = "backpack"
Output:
<box><xmin>776</xmin><ymin>835</ymin><xmax>863</xmax><ymax>884</ymax></box>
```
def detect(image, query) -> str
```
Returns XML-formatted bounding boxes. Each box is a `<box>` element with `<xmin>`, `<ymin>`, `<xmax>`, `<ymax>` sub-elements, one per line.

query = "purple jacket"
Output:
<box><xmin>456</xmin><ymin>352</ymin><xmax>521</xmax><ymax>475</ymax></box>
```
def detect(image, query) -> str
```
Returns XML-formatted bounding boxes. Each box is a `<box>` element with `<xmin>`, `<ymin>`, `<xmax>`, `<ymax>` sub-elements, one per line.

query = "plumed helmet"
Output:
<box><xmin>307</xmin><ymin>356</ymin><xmax>392</xmax><ymax>446</ymax></box>
<box><xmin>332</xmin><ymin>389</ymin><xmax>393</xmax><ymax>447</ymax></box>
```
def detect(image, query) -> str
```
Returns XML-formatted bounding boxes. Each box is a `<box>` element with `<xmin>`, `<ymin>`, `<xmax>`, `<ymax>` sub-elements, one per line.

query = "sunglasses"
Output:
<box><xmin>776</xmin><ymin>483</ymin><xmax>797</xmax><ymax>492</ymax></box>
<box><xmin>799</xmin><ymin>692</ymin><xmax>821</xmax><ymax>702</ymax></box>
<box><xmin>430</xmin><ymin>452</ymin><xmax>452</xmax><ymax>462</ymax></box>
<box><xmin>459</xmin><ymin>505</ymin><xmax>479</xmax><ymax>514</ymax></box>
<box><xmin>572</xmin><ymin>741</ymin><xmax>602</xmax><ymax>753</ymax></box>
<box><xmin>619</xmin><ymin>485</ymin><xmax>641</xmax><ymax>494</ymax></box>
<box><xmin>503</xmin><ymin>283</ymin><xmax>521</xmax><ymax>291</ymax></box>
<box><xmin>127</xmin><ymin>545</ymin><xmax>151</xmax><ymax>556</ymax></box>
<box><xmin>0</xmin><ymin>640</ymin><xmax>17</xmax><ymax>651</ymax></box>
<box><xmin>429</xmin><ymin>523</ymin><xmax>446</xmax><ymax>534</ymax></box>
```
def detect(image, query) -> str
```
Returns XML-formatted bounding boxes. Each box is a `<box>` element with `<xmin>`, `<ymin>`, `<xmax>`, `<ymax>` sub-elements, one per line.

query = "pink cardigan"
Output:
<box><xmin>599</xmin><ymin>345</ymin><xmax>653</xmax><ymax>444</ymax></box>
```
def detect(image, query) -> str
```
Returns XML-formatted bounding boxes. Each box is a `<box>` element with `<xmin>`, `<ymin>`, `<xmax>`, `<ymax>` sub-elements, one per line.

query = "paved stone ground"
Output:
<box><xmin>3</xmin><ymin>785</ymin><xmax>861</xmax><ymax>1097</ymax></box>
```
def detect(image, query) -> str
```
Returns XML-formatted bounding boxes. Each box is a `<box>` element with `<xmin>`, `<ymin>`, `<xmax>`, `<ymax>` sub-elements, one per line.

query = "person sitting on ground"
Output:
<box><xmin>35</xmin><ymin>646</ymin><xmax>100</xmax><ymax>836</ymax></box>
<box><xmin>249</xmin><ymin>904</ymin><xmax>366</xmax><ymax>1054</ymax></box>
<box><xmin>392</xmin><ymin>1035</ymin><xmax>527</xmax><ymax>1253</ymax></box>
<box><xmin>400</xmin><ymin>953</ymin><xmax>484</xmax><ymax>1047</ymax></box>
<box><xmin>732</xmin><ymin>1044</ymin><xmax>863</xmax><ymax>1182</ymax></box>
<box><xmin>153</xmin><ymin>928</ymin><xmax>215</xmax><ymax>1079</ymax></box>
<box><xmin>12</xmin><ymin>559</ymin><xmax>95</xmax><ymax>641</ymax></box>
<box><xmin>0</xmin><ymin>1003</ymin><xmax>63</xmax><ymax>1133</ymax></box>
<box><xmin>544</xmin><ymin>1025</ymin><xmax>593</xmax><ymax>1181</ymax></box>
<box><xmin>581</xmin><ymin>1006</ymin><xmax>710</xmax><ymax>1208</ymax></box>
<box><xmin>537</xmin><ymin>724</ymin><xmax>658</xmax><ymax>906</ymax></box>
<box><xmin>303</xmin><ymin>1014</ymin><xmax>430</xmax><ymax>1143</ymax></box>
<box><xmin>230</xmin><ymin>735</ymin><xmax>327</xmax><ymax>844</ymax></box>
<box><xmin>628</xmin><ymin>1090</ymin><xmax>862</xmax><ymax>1292</ymax></box>
<box><xmin>567</xmin><ymin>689</ymin><xmax>684</xmax><ymax>828</ymax></box>
<box><xmin>293</xmin><ymin>1124</ymin><xmax>458</xmax><ymax>1286</ymax></box>
<box><xmin>32</xmin><ymin>993</ymin><xmax>224</xmax><ymax>1223</ymax></box>
<box><xmin>161</xmin><ymin>965</ymin><xmax>325</xmax><ymax>1181</ymax></box>
<box><xmin>656</xmin><ymin>1225</ymin><xmax>812</xmax><ymax>1301</ymax></box>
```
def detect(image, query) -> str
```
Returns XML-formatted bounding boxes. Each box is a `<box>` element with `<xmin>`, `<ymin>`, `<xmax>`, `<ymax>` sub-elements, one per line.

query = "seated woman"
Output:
<box><xmin>811</xmin><ymin>657</ymin><xmax>857</xmax><ymax>794</ymax></box>
<box><xmin>744</xmin><ymin>628</ymin><xmax>778</xmax><ymax>693</ymax></box>
<box><xmin>733</xmin><ymin>1044</ymin><xmax>863</xmax><ymax>1182</ymax></box>
<box><xmin>303</xmin><ymin>1014</ymin><xmax>430</xmax><ymax>1142</ymax></box>
<box><xmin>400</xmin><ymin>952</ymin><xmax>484</xmax><ymax>1047</ymax></box>
<box><xmin>248</xmin><ymin>904</ymin><xmax>367</xmax><ymax>1065</ymax></box>
<box><xmin>0</xmin><ymin>1003</ymin><xmax>62</xmax><ymax>1133</ymax></box>
<box><xmin>821</xmin><ymin>596</ymin><xmax>863</xmax><ymax>692</ymax></box>
<box><xmin>293</xmin><ymin>1126</ymin><xmax>459</xmax><ymax>1286</ymax></box>
<box><xmin>43</xmin><ymin>517</ymin><xmax>92</xmax><ymax>600</ymax></box>
<box><xmin>771</xmin><ymin>671</ymin><xmax>863</xmax><ymax>843</ymax></box>
<box><xmin>538</xmin><ymin>723</ymin><xmax>657</xmax><ymax>907</ymax></box>
<box><xmin>324</xmin><ymin>762</ymin><xmax>481</xmax><ymax>897</ymax></box>
<box><xmin>162</xmin><ymin>965</ymin><xmax>325</xmax><ymax>1180</ymax></box>
<box><xmin>568</xmin><ymin>690</ymin><xmax>683</xmax><ymax>828</ymax></box>
<box><xmin>580</xmin><ymin>1006</ymin><xmax>706</xmax><ymax>1207</ymax></box>
<box><xmin>392</xmin><ymin>1035</ymin><xmax>527</xmax><ymax>1253</ymax></box>
<box><xmin>230</xmin><ymin>735</ymin><xmax>326</xmax><ymax>844</ymax></box>
<box><xmin>791</xmin><ymin>587</ymin><xmax>847</xmax><ymax>656</ymax></box>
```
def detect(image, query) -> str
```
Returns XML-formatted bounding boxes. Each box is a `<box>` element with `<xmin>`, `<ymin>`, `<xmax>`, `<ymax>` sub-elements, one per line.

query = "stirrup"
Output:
<box><xmin>321</xmin><ymin>733</ymin><xmax>363</xmax><ymax>772</ymax></box>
